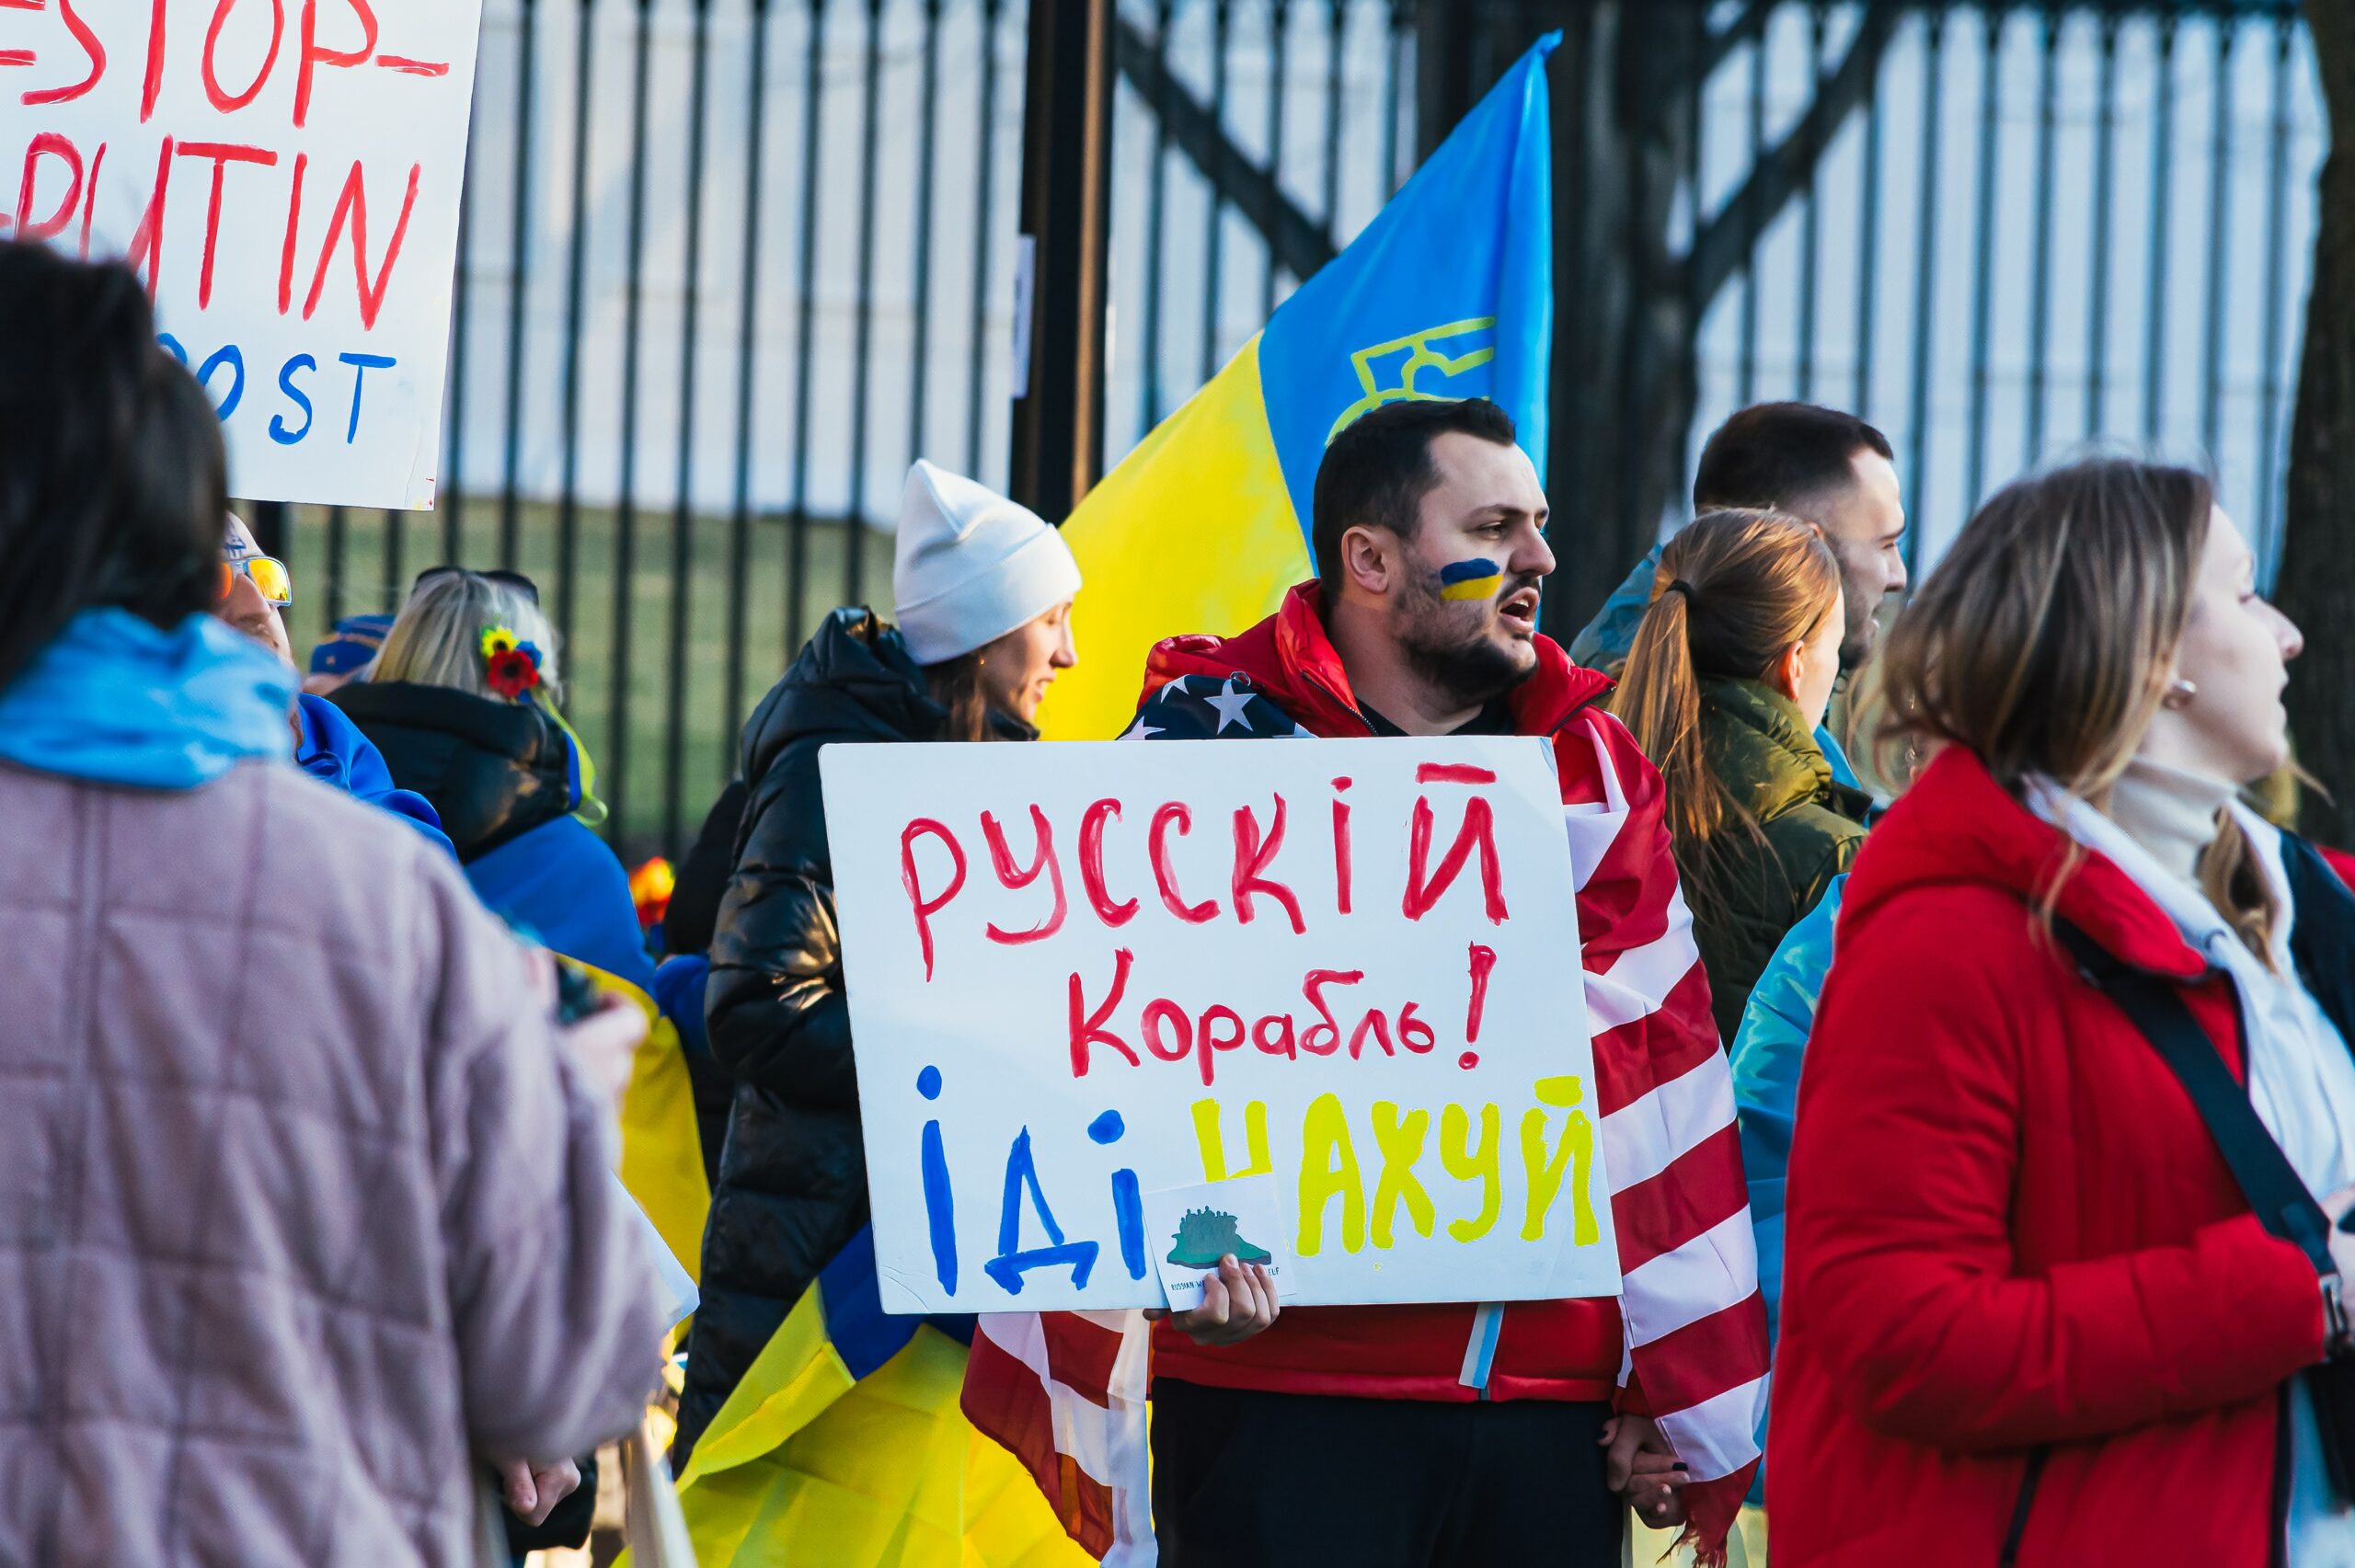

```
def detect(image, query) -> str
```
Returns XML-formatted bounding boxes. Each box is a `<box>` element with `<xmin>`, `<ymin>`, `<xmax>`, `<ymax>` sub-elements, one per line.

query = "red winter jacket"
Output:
<box><xmin>1132</xmin><ymin>585</ymin><xmax>1769</xmax><ymax>1551</ymax></box>
<box><xmin>1768</xmin><ymin>747</ymin><xmax>2331</xmax><ymax>1567</ymax></box>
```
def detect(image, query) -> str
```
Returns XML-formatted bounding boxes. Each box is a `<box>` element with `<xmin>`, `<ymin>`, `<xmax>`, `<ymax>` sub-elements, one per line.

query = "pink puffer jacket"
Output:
<box><xmin>0</xmin><ymin>759</ymin><xmax>663</xmax><ymax>1567</ymax></box>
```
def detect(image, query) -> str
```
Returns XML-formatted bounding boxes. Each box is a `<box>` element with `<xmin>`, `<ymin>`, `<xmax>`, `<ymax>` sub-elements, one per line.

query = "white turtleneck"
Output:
<box><xmin>2103</xmin><ymin>756</ymin><xmax>2241</xmax><ymax>885</ymax></box>
<box><xmin>2033</xmin><ymin>763</ymin><xmax>2355</xmax><ymax>1564</ymax></box>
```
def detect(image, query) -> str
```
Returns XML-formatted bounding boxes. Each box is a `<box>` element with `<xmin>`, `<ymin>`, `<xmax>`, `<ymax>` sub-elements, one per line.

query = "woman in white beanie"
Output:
<box><xmin>889</xmin><ymin>459</ymin><xmax>1084</xmax><ymax>735</ymax></box>
<box><xmin>672</xmin><ymin>464</ymin><xmax>1089</xmax><ymax>1557</ymax></box>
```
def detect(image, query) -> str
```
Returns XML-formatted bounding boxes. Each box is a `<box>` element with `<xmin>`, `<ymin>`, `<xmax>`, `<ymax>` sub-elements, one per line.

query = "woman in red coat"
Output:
<box><xmin>1768</xmin><ymin>458</ymin><xmax>2355</xmax><ymax>1566</ymax></box>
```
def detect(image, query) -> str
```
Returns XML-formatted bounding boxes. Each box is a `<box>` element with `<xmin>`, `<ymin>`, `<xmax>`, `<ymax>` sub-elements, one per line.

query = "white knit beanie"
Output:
<box><xmin>891</xmin><ymin>461</ymin><xmax>1082</xmax><ymax>666</ymax></box>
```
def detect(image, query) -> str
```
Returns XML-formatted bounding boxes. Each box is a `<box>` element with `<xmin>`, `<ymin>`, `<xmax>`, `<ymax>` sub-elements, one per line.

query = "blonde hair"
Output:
<box><xmin>1607</xmin><ymin>508</ymin><xmax>1842</xmax><ymax>927</ymax></box>
<box><xmin>370</xmin><ymin>570</ymin><xmax>566</xmax><ymax>707</ymax></box>
<box><xmin>1876</xmin><ymin>458</ymin><xmax>2273</xmax><ymax>958</ymax></box>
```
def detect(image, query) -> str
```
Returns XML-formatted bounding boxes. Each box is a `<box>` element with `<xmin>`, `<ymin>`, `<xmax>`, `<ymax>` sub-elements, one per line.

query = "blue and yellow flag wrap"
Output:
<box><xmin>1042</xmin><ymin>31</ymin><xmax>1559</xmax><ymax>740</ymax></box>
<box><xmin>567</xmin><ymin>959</ymin><xmax>711</xmax><ymax>1289</ymax></box>
<box><xmin>662</xmin><ymin>1227</ymin><xmax>1091</xmax><ymax>1568</ymax></box>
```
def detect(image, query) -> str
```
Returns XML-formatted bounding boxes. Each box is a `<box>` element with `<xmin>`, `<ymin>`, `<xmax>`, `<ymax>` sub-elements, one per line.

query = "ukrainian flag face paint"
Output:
<box><xmin>1438</xmin><ymin>557</ymin><xmax>1506</xmax><ymax>601</ymax></box>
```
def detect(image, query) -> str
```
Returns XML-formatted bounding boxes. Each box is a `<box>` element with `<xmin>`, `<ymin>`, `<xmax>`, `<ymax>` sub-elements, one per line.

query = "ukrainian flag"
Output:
<box><xmin>661</xmin><ymin>1227</ymin><xmax>1091</xmax><ymax>1568</ymax></box>
<box><xmin>1041</xmin><ymin>30</ymin><xmax>1559</xmax><ymax>740</ymax></box>
<box><xmin>569</xmin><ymin>958</ymin><xmax>711</xmax><ymax>1290</ymax></box>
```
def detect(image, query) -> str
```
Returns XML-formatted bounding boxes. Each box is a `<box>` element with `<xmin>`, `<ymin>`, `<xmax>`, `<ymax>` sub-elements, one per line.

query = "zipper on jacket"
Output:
<box><xmin>1997</xmin><ymin>1447</ymin><xmax>2049</xmax><ymax>1567</ymax></box>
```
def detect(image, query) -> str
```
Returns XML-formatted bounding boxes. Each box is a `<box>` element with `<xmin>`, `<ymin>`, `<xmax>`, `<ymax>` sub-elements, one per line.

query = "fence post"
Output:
<box><xmin>249</xmin><ymin>500</ymin><xmax>291</xmax><ymax>561</ymax></box>
<box><xmin>1008</xmin><ymin>0</ymin><xmax>1115</xmax><ymax>521</ymax></box>
<box><xmin>1415</xmin><ymin>0</ymin><xmax>1475</xmax><ymax>161</ymax></box>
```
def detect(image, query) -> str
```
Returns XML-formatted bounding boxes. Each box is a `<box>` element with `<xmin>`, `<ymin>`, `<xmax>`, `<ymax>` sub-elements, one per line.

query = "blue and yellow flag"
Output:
<box><xmin>550</xmin><ymin>957</ymin><xmax>711</xmax><ymax>1290</ymax></box>
<box><xmin>663</xmin><ymin>1227</ymin><xmax>1091</xmax><ymax>1568</ymax></box>
<box><xmin>1042</xmin><ymin>31</ymin><xmax>1558</xmax><ymax>740</ymax></box>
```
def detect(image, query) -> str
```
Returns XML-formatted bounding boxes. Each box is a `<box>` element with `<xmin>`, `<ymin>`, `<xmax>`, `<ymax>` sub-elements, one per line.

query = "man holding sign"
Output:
<box><xmin>1121</xmin><ymin>398</ymin><xmax>1765</xmax><ymax>1563</ymax></box>
<box><xmin>823</xmin><ymin>398</ymin><xmax>1766</xmax><ymax>1567</ymax></box>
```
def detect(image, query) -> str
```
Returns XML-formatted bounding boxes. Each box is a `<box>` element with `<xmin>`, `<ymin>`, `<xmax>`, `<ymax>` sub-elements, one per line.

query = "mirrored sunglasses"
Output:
<box><xmin>218</xmin><ymin>554</ymin><xmax>293</xmax><ymax>608</ymax></box>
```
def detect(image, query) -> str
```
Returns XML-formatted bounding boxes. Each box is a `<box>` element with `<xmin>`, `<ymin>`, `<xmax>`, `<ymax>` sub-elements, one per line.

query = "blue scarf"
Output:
<box><xmin>0</xmin><ymin>609</ymin><xmax>295</xmax><ymax>790</ymax></box>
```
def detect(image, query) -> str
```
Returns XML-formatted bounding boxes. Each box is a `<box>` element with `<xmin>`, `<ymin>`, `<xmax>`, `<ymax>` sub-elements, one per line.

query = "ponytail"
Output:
<box><xmin>1614</xmin><ymin>581</ymin><xmax>1735</xmax><ymax>898</ymax></box>
<box><xmin>1606</xmin><ymin>509</ymin><xmax>1843</xmax><ymax>927</ymax></box>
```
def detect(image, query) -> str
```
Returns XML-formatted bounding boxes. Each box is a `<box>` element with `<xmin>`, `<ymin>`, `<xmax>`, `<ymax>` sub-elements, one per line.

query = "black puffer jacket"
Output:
<box><xmin>676</xmin><ymin>610</ymin><xmax>1011</xmax><ymax>1460</ymax></box>
<box><xmin>328</xmin><ymin>680</ymin><xmax>573</xmax><ymax>861</ymax></box>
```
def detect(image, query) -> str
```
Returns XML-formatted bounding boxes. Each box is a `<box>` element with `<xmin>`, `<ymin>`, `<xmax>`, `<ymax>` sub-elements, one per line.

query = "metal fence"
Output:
<box><xmin>252</xmin><ymin>0</ymin><xmax>2326</xmax><ymax>861</ymax></box>
<box><xmin>1681</xmin><ymin>2</ymin><xmax>2322</xmax><ymax>576</ymax></box>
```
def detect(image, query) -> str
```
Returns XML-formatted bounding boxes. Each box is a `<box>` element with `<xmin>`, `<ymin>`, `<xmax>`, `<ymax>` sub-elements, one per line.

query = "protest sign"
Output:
<box><xmin>821</xmin><ymin>738</ymin><xmax>1621</xmax><ymax>1315</ymax></box>
<box><xmin>0</xmin><ymin>0</ymin><xmax>486</xmax><ymax>509</ymax></box>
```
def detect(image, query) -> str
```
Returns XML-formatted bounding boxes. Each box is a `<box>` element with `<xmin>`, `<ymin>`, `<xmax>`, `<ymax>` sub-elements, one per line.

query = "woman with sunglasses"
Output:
<box><xmin>0</xmin><ymin>241</ymin><xmax>663</xmax><ymax>1565</ymax></box>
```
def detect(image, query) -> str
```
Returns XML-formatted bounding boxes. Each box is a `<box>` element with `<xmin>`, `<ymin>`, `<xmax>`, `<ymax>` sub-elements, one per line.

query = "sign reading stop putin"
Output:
<box><xmin>821</xmin><ymin>737</ymin><xmax>1624</xmax><ymax>1315</ymax></box>
<box><xmin>1</xmin><ymin>0</ymin><xmax>485</xmax><ymax>509</ymax></box>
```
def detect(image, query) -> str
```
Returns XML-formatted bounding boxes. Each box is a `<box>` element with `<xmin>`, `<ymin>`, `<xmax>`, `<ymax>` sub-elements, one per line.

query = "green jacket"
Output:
<box><xmin>1684</xmin><ymin>677</ymin><xmax>1871</xmax><ymax>1043</ymax></box>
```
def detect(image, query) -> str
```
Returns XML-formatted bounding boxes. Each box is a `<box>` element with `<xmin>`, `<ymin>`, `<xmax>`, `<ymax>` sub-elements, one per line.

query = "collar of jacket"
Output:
<box><xmin>1139</xmin><ymin>581</ymin><xmax>1614</xmax><ymax>739</ymax></box>
<box><xmin>0</xmin><ymin>608</ymin><xmax>294</xmax><ymax>790</ymax></box>
<box><xmin>327</xmin><ymin>680</ymin><xmax>573</xmax><ymax>861</ymax></box>
<box><xmin>1698</xmin><ymin>676</ymin><xmax>1872</xmax><ymax>829</ymax></box>
<box><xmin>1844</xmin><ymin>743</ymin><xmax>2211</xmax><ymax>979</ymax></box>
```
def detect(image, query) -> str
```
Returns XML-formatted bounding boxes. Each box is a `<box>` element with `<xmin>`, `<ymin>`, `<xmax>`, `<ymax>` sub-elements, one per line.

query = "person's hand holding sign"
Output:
<box><xmin>1146</xmin><ymin>1255</ymin><xmax>1281</xmax><ymax>1346</ymax></box>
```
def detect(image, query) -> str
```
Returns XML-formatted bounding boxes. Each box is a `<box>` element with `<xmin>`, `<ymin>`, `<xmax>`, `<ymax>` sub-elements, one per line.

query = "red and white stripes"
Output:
<box><xmin>960</xmin><ymin>1309</ymin><xmax>1155</xmax><ymax>1565</ymax></box>
<box><xmin>1563</xmin><ymin>710</ymin><xmax>1769</xmax><ymax>1559</ymax></box>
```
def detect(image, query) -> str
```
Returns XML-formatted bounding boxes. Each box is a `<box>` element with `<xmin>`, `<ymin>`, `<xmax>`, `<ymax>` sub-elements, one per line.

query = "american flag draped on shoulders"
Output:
<box><xmin>962</xmin><ymin>670</ymin><xmax>1769</xmax><ymax>1566</ymax></box>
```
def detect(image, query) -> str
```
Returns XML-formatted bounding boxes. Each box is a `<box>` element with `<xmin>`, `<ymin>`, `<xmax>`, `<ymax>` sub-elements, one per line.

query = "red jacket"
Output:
<box><xmin>1135</xmin><ymin>585</ymin><xmax>1768</xmax><ymax>1553</ymax></box>
<box><xmin>1769</xmin><ymin>746</ymin><xmax>2330</xmax><ymax>1566</ymax></box>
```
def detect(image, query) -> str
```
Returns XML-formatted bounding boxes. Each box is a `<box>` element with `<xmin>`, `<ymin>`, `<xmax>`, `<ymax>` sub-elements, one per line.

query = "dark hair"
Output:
<box><xmin>1312</xmin><ymin>397</ymin><xmax>1519</xmax><ymax>603</ymax></box>
<box><xmin>1693</xmin><ymin>402</ymin><xmax>1893</xmax><ymax>517</ymax></box>
<box><xmin>0</xmin><ymin>242</ymin><xmax>228</xmax><ymax>692</ymax></box>
<box><xmin>926</xmin><ymin>653</ymin><xmax>994</xmax><ymax>742</ymax></box>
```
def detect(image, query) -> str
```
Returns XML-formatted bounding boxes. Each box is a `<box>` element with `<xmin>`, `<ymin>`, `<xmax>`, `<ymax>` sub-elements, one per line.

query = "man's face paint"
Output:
<box><xmin>1438</xmin><ymin>558</ymin><xmax>1504</xmax><ymax>601</ymax></box>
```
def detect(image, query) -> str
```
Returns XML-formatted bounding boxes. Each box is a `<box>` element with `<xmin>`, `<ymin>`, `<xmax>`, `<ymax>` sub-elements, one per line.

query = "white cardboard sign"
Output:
<box><xmin>821</xmin><ymin>738</ymin><xmax>1621</xmax><ymax>1315</ymax></box>
<box><xmin>0</xmin><ymin>0</ymin><xmax>487</xmax><ymax>509</ymax></box>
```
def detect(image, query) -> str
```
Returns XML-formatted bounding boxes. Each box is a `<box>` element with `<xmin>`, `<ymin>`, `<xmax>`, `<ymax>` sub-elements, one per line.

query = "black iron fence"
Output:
<box><xmin>249</xmin><ymin>0</ymin><xmax>2326</xmax><ymax>862</ymax></box>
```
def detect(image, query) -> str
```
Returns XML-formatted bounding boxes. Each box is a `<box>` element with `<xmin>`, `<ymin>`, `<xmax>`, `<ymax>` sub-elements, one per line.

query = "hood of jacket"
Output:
<box><xmin>1843</xmin><ymin>743</ymin><xmax>2205</xmax><ymax>979</ymax></box>
<box><xmin>1140</xmin><ymin>581</ymin><xmax>1613</xmax><ymax>738</ymax></box>
<box><xmin>1699</xmin><ymin>677</ymin><xmax>1871</xmax><ymax>830</ymax></box>
<box><xmin>0</xmin><ymin>609</ymin><xmax>294</xmax><ymax>790</ymax></box>
<box><xmin>328</xmin><ymin>680</ymin><xmax>575</xmax><ymax>862</ymax></box>
<box><xmin>740</xmin><ymin>608</ymin><xmax>1036</xmax><ymax>788</ymax></box>
<box><xmin>743</xmin><ymin>609</ymin><xmax>944</xmax><ymax>784</ymax></box>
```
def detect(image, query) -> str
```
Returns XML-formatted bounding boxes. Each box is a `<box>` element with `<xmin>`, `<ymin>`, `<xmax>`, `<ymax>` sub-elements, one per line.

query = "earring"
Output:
<box><xmin>2163</xmin><ymin>678</ymin><xmax>2198</xmax><ymax>711</ymax></box>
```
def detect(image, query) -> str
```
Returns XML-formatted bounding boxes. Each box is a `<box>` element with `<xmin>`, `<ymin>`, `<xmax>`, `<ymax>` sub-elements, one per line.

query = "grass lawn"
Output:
<box><xmin>267</xmin><ymin>495</ymin><xmax>898</xmax><ymax>864</ymax></box>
